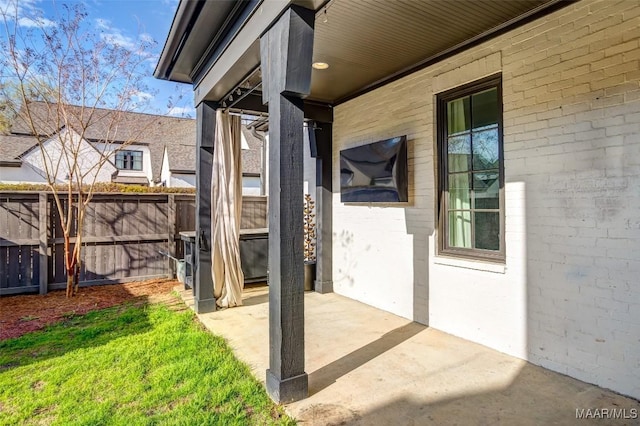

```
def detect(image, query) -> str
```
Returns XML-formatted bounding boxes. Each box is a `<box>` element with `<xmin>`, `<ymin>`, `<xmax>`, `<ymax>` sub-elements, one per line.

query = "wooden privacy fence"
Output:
<box><xmin>0</xmin><ymin>192</ymin><xmax>267</xmax><ymax>295</ymax></box>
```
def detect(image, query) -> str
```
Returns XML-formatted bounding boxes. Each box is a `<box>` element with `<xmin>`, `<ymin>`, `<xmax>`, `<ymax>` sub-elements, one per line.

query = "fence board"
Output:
<box><xmin>8</xmin><ymin>246</ymin><xmax>21</xmax><ymax>286</ymax></box>
<box><xmin>0</xmin><ymin>247</ymin><xmax>8</xmax><ymax>289</ymax></box>
<box><xmin>19</xmin><ymin>246</ymin><xmax>34</xmax><ymax>287</ymax></box>
<box><xmin>0</xmin><ymin>192</ymin><xmax>266</xmax><ymax>295</ymax></box>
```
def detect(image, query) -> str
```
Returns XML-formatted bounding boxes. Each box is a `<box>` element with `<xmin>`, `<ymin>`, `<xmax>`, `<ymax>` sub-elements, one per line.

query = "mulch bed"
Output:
<box><xmin>0</xmin><ymin>279</ymin><xmax>179</xmax><ymax>341</ymax></box>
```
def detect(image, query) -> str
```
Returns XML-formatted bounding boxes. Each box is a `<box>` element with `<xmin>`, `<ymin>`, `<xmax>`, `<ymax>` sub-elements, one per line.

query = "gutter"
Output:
<box><xmin>154</xmin><ymin>0</ymin><xmax>207</xmax><ymax>82</ymax></box>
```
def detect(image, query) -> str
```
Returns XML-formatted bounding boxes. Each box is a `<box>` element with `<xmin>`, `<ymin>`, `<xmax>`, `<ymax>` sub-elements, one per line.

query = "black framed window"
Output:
<box><xmin>115</xmin><ymin>150</ymin><xmax>143</xmax><ymax>171</ymax></box>
<box><xmin>437</xmin><ymin>74</ymin><xmax>504</xmax><ymax>261</ymax></box>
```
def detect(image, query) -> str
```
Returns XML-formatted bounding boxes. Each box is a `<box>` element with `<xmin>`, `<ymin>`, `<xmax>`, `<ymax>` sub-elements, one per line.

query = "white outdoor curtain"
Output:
<box><xmin>211</xmin><ymin>110</ymin><xmax>244</xmax><ymax>308</ymax></box>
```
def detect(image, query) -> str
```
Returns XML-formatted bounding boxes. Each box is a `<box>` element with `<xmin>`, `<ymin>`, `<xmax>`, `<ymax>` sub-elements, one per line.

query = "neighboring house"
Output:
<box><xmin>0</xmin><ymin>101</ymin><xmax>265</xmax><ymax>191</ymax></box>
<box><xmin>155</xmin><ymin>0</ymin><xmax>640</xmax><ymax>402</ymax></box>
<box><xmin>160</xmin><ymin>125</ymin><xmax>266</xmax><ymax>195</ymax></box>
<box><xmin>0</xmin><ymin>129</ymin><xmax>120</xmax><ymax>184</ymax></box>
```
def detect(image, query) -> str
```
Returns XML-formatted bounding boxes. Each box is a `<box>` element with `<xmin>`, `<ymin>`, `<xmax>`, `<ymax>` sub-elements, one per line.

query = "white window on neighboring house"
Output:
<box><xmin>437</xmin><ymin>74</ymin><xmax>505</xmax><ymax>262</ymax></box>
<box><xmin>115</xmin><ymin>150</ymin><xmax>143</xmax><ymax>171</ymax></box>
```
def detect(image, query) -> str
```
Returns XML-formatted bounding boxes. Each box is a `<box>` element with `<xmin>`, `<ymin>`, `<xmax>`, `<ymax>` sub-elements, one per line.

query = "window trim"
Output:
<box><xmin>436</xmin><ymin>73</ymin><xmax>505</xmax><ymax>263</ymax></box>
<box><xmin>115</xmin><ymin>150</ymin><xmax>144</xmax><ymax>171</ymax></box>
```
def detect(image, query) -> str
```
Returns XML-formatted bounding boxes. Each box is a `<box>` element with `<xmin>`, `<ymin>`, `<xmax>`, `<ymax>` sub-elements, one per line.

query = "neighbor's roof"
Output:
<box><xmin>9</xmin><ymin>101</ymin><xmax>196</xmax><ymax>181</ymax></box>
<box><xmin>0</xmin><ymin>134</ymin><xmax>40</xmax><ymax>165</ymax></box>
<box><xmin>166</xmin><ymin>142</ymin><xmax>196</xmax><ymax>173</ymax></box>
<box><xmin>241</xmin><ymin>127</ymin><xmax>262</xmax><ymax>176</ymax></box>
<box><xmin>165</xmin><ymin>125</ymin><xmax>263</xmax><ymax>176</ymax></box>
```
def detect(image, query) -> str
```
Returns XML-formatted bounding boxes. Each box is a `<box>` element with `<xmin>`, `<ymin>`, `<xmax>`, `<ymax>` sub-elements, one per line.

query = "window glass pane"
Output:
<box><xmin>472</xmin><ymin>88</ymin><xmax>498</xmax><ymax>129</ymax></box>
<box><xmin>115</xmin><ymin>157</ymin><xmax>124</xmax><ymax>169</ymax></box>
<box><xmin>449</xmin><ymin>211</ymin><xmax>472</xmax><ymax>248</ymax></box>
<box><xmin>448</xmin><ymin>173</ymin><xmax>470</xmax><ymax>210</ymax></box>
<box><xmin>474</xmin><ymin>212</ymin><xmax>500</xmax><ymax>250</ymax></box>
<box><xmin>473</xmin><ymin>172</ymin><xmax>499</xmax><ymax>209</ymax></box>
<box><xmin>472</xmin><ymin>127</ymin><xmax>499</xmax><ymax>170</ymax></box>
<box><xmin>447</xmin><ymin>96</ymin><xmax>470</xmax><ymax>135</ymax></box>
<box><xmin>448</xmin><ymin>134</ymin><xmax>471</xmax><ymax>172</ymax></box>
<box><xmin>132</xmin><ymin>152</ymin><xmax>143</xmax><ymax>170</ymax></box>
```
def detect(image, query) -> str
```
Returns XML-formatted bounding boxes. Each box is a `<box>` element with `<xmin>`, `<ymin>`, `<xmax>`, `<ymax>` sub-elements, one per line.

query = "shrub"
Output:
<box><xmin>0</xmin><ymin>182</ymin><xmax>196</xmax><ymax>194</ymax></box>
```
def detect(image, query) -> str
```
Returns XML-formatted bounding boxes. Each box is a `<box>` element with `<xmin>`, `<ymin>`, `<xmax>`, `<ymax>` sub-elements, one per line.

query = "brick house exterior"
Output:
<box><xmin>332</xmin><ymin>0</ymin><xmax>639</xmax><ymax>398</ymax></box>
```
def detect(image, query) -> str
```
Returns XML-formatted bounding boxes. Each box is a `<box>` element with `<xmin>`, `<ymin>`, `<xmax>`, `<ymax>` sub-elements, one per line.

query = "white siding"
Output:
<box><xmin>242</xmin><ymin>176</ymin><xmax>261</xmax><ymax>195</ymax></box>
<box><xmin>20</xmin><ymin>129</ymin><xmax>116</xmax><ymax>184</ymax></box>
<box><xmin>332</xmin><ymin>0</ymin><xmax>640</xmax><ymax>399</ymax></box>
<box><xmin>0</xmin><ymin>163</ymin><xmax>48</xmax><ymax>183</ymax></box>
<box><xmin>171</xmin><ymin>173</ymin><xmax>196</xmax><ymax>188</ymax></box>
<box><xmin>160</xmin><ymin>147</ymin><xmax>172</xmax><ymax>186</ymax></box>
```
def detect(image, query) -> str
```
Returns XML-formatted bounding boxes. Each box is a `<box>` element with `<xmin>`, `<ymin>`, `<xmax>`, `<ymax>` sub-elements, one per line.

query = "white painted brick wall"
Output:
<box><xmin>332</xmin><ymin>0</ymin><xmax>640</xmax><ymax>399</ymax></box>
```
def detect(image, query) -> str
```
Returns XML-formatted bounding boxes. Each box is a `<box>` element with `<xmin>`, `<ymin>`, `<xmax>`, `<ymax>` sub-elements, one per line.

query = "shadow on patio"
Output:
<box><xmin>176</xmin><ymin>285</ymin><xmax>640</xmax><ymax>425</ymax></box>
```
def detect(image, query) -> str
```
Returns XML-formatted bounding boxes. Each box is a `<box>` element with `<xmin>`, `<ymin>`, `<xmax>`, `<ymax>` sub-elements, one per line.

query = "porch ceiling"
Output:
<box><xmin>310</xmin><ymin>0</ymin><xmax>553</xmax><ymax>103</ymax></box>
<box><xmin>156</xmin><ymin>0</ymin><xmax>562</xmax><ymax>106</ymax></box>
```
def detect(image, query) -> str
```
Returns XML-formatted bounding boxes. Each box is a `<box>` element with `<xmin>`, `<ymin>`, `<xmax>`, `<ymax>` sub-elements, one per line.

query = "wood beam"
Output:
<box><xmin>224</xmin><ymin>92</ymin><xmax>334</xmax><ymax>123</ymax></box>
<box><xmin>194</xmin><ymin>100</ymin><xmax>216</xmax><ymax>313</ymax></box>
<box><xmin>260</xmin><ymin>4</ymin><xmax>314</xmax><ymax>404</ymax></box>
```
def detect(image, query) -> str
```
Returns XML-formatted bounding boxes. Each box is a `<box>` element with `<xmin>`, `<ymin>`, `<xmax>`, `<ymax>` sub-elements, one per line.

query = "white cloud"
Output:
<box><xmin>133</xmin><ymin>91</ymin><xmax>154</xmax><ymax>102</ymax></box>
<box><xmin>96</xmin><ymin>19</ymin><xmax>155</xmax><ymax>57</ymax></box>
<box><xmin>100</xmin><ymin>31</ymin><xmax>138</xmax><ymax>52</ymax></box>
<box><xmin>167</xmin><ymin>106</ymin><xmax>195</xmax><ymax>118</ymax></box>
<box><xmin>140</xmin><ymin>33</ymin><xmax>154</xmax><ymax>44</ymax></box>
<box><xmin>17</xmin><ymin>16</ymin><xmax>55</xmax><ymax>28</ymax></box>
<box><xmin>95</xmin><ymin>18</ymin><xmax>110</xmax><ymax>31</ymax></box>
<box><xmin>0</xmin><ymin>0</ymin><xmax>57</xmax><ymax>29</ymax></box>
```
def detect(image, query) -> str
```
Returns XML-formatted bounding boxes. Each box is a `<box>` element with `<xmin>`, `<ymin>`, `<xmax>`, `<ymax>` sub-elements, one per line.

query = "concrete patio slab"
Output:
<box><xmin>177</xmin><ymin>285</ymin><xmax>640</xmax><ymax>425</ymax></box>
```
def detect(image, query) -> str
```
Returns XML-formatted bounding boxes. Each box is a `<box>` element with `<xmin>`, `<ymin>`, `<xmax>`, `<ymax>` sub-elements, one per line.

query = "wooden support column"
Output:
<box><xmin>194</xmin><ymin>100</ymin><xmax>216</xmax><ymax>313</ymax></box>
<box><xmin>260</xmin><ymin>4</ymin><xmax>314</xmax><ymax>403</ymax></box>
<box><xmin>313</xmin><ymin>122</ymin><xmax>333</xmax><ymax>293</ymax></box>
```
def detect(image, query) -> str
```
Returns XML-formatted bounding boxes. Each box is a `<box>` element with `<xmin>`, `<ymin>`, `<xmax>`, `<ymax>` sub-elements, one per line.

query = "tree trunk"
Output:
<box><xmin>64</xmin><ymin>235</ymin><xmax>77</xmax><ymax>298</ymax></box>
<box><xmin>74</xmin><ymin>261</ymin><xmax>80</xmax><ymax>295</ymax></box>
<box><xmin>66</xmin><ymin>273</ymin><xmax>74</xmax><ymax>298</ymax></box>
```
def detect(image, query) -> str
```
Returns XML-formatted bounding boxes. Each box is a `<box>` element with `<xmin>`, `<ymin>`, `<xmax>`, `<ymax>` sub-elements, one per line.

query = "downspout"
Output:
<box><xmin>249</xmin><ymin>126</ymin><xmax>267</xmax><ymax>196</ymax></box>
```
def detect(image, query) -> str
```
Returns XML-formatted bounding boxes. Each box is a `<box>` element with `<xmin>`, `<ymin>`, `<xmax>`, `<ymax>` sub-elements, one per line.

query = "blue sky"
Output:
<box><xmin>3</xmin><ymin>0</ymin><xmax>195</xmax><ymax>117</ymax></box>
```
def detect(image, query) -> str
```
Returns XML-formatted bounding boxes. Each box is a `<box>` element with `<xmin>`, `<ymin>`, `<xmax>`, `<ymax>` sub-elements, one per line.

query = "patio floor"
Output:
<box><xmin>177</xmin><ymin>285</ymin><xmax>640</xmax><ymax>425</ymax></box>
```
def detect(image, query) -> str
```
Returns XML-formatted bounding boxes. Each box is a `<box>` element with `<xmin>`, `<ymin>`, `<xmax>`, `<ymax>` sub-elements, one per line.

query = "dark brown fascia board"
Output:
<box><xmin>335</xmin><ymin>0</ymin><xmax>577</xmax><ymax>106</ymax></box>
<box><xmin>154</xmin><ymin>0</ymin><xmax>207</xmax><ymax>82</ymax></box>
<box><xmin>242</xmin><ymin>172</ymin><xmax>260</xmax><ymax>177</ymax></box>
<box><xmin>0</xmin><ymin>160</ymin><xmax>22</xmax><ymax>167</ymax></box>
<box><xmin>86</xmin><ymin>139</ymin><xmax>150</xmax><ymax>146</ymax></box>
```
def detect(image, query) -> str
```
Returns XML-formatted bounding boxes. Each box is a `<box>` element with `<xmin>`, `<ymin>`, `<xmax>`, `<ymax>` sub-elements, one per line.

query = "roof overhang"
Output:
<box><xmin>155</xmin><ymin>0</ymin><xmax>322</xmax><ymax>105</ymax></box>
<box><xmin>170</xmin><ymin>169</ymin><xmax>196</xmax><ymax>174</ymax></box>
<box><xmin>111</xmin><ymin>175</ymin><xmax>150</xmax><ymax>185</ymax></box>
<box><xmin>156</xmin><ymin>0</ymin><xmax>574</xmax><ymax>108</ymax></box>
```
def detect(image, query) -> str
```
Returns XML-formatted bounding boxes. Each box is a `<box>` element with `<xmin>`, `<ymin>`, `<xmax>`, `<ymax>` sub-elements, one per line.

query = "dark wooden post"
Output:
<box><xmin>313</xmin><ymin>122</ymin><xmax>333</xmax><ymax>293</ymax></box>
<box><xmin>194</xmin><ymin>100</ymin><xmax>216</xmax><ymax>313</ymax></box>
<box><xmin>38</xmin><ymin>192</ymin><xmax>48</xmax><ymax>294</ymax></box>
<box><xmin>260</xmin><ymin>4</ymin><xmax>314</xmax><ymax>403</ymax></box>
<box><xmin>167</xmin><ymin>194</ymin><xmax>176</xmax><ymax>279</ymax></box>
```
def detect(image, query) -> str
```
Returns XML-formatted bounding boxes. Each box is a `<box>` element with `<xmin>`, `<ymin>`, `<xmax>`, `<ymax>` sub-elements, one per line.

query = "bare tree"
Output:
<box><xmin>0</xmin><ymin>2</ymin><xmax>156</xmax><ymax>297</ymax></box>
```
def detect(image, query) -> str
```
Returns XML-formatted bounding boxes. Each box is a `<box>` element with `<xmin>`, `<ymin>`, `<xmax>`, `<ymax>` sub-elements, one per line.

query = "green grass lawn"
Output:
<box><xmin>0</xmin><ymin>301</ymin><xmax>295</xmax><ymax>426</ymax></box>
